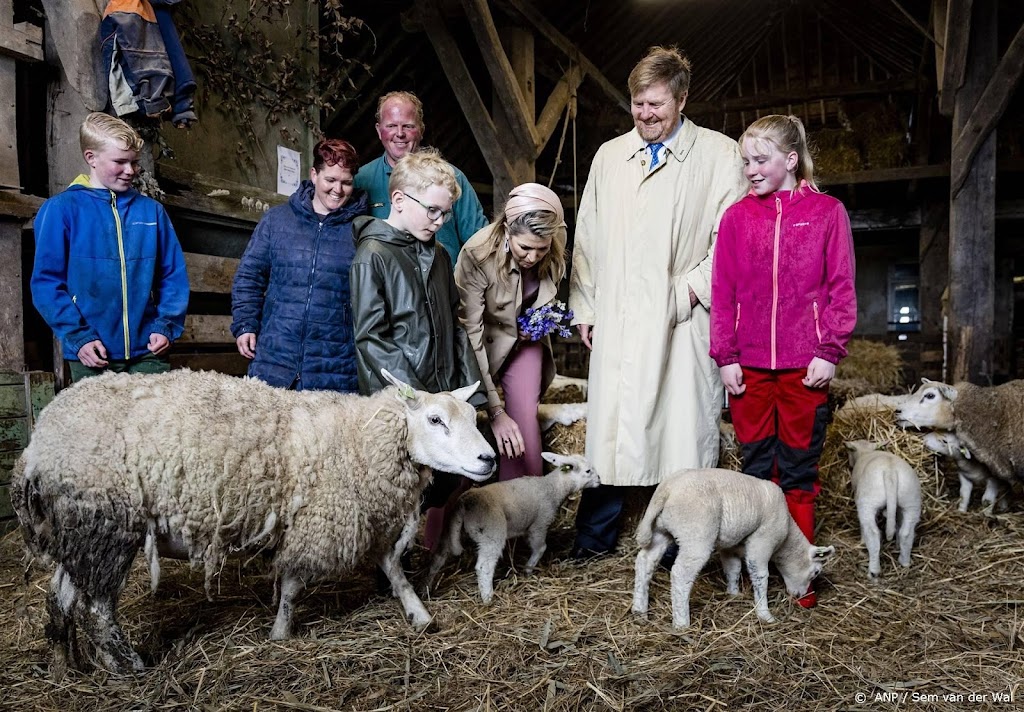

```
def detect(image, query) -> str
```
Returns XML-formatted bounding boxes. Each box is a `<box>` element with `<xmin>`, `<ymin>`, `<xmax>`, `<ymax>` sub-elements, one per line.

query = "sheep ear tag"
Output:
<box><xmin>381</xmin><ymin>369</ymin><xmax>421</xmax><ymax>408</ymax></box>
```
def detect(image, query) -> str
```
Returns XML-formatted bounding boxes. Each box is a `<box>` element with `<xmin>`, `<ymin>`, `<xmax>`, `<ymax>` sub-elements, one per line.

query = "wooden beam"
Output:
<box><xmin>948</xmin><ymin>0</ymin><xmax>995</xmax><ymax>385</ymax></box>
<box><xmin>686</xmin><ymin>77</ymin><xmax>919</xmax><ymax>115</ymax></box>
<box><xmin>938</xmin><ymin>0</ymin><xmax>973</xmax><ymax>117</ymax></box>
<box><xmin>156</xmin><ymin>162</ymin><xmax>285</xmax><ymax>227</ymax></box>
<box><xmin>184</xmin><ymin>253</ymin><xmax>240</xmax><ymax>294</ymax></box>
<box><xmin>0</xmin><ymin>221</ymin><xmax>23</xmax><ymax>371</ymax></box>
<box><xmin>418</xmin><ymin>0</ymin><xmax>514</xmax><ymax>193</ymax></box>
<box><xmin>179</xmin><ymin>315</ymin><xmax>234</xmax><ymax>345</ymax></box>
<box><xmin>495</xmin><ymin>0</ymin><xmax>629</xmax><ymax>113</ymax></box>
<box><xmin>535</xmin><ymin>65</ymin><xmax>582</xmax><ymax>154</ymax></box>
<box><xmin>950</xmin><ymin>19</ymin><xmax>1024</xmax><ymax>197</ymax></box>
<box><xmin>460</xmin><ymin>0</ymin><xmax>537</xmax><ymax>153</ymax></box>
<box><xmin>0</xmin><ymin>0</ymin><xmax>43</xmax><ymax>62</ymax></box>
<box><xmin>0</xmin><ymin>59</ymin><xmax>19</xmax><ymax>189</ymax></box>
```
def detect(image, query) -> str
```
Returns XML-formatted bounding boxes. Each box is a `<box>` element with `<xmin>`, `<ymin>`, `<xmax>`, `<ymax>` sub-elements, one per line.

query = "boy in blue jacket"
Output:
<box><xmin>31</xmin><ymin>112</ymin><xmax>189</xmax><ymax>382</ymax></box>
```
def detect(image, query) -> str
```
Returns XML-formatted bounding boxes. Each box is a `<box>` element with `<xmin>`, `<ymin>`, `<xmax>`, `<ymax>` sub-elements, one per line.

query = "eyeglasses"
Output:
<box><xmin>402</xmin><ymin>192</ymin><xmax>454</xmax><ymax>224</ymax></box>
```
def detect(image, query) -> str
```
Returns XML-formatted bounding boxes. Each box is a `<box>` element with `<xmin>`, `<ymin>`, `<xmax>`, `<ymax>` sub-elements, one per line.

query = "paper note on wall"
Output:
<box><xmin>277</xmin><ymin>146</ymin><xmax>301</xmax><ymax>196</ymax></box>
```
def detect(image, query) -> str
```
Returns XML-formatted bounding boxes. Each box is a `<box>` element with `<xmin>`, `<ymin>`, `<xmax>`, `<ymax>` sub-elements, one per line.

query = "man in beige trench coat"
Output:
<box><xmin>568</xmin><ymin>46</ymin><xmax>747</xmax><ymax>557</ymax></box>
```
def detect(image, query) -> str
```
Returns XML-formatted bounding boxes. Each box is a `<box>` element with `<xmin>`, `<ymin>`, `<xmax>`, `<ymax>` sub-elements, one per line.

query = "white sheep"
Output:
<box><xmin>424</xmin><ymin>452</ymin><xmax>599</xmax><ymax>604</ymax></box>
<box><xmin>631</xmin><ymin>468</ymin><xmax>835</xmax><ymax>628</ymax></box>
<box><xmin>837</xmin><ymin>392</ymin><xmax>910</xmax><ymax>415</ymax></box>
<box><xmin>896</xmin><ymin>378</ymin><xmax>1024</xmax><ymax>486</ymax></box>
<box><xmin>13</xmin><ymin>368</ymin><xmax>495</xmax><ymax>675</ymax></box>
<box><xmin>844</xmin><ymin>440</ymin><xmax>922</xmax><ymax>577</ymax></box>
<box><xmin>920</xmin><ymin>432</ymin><xmax>1008</xmax><ymax>513</ymax></box>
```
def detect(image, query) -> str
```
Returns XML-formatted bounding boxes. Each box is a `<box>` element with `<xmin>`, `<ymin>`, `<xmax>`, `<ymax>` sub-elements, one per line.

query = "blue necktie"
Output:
<box><xmin>648</xmin><ymin>142</ymin><xmax>665</xmax><ymax>169</ymax></box>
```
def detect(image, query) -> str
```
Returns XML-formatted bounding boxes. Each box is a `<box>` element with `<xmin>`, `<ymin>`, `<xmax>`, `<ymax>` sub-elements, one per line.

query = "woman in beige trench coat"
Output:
<box><xmin>455</xmin><ymin>183</ymin><xmax>567</xmax><ymax>480</ymax></box>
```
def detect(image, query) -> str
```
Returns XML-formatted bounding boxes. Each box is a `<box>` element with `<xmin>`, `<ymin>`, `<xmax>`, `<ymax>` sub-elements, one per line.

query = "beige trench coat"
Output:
<box><xmin>569</xmin><ymin>120</ymin><xmax>747</xmax><ymax>486</ymax></box>
<box><xmin>455</xmin><ymin>225</ymin><xmax>558</xmax><ymax>410</ymax></box>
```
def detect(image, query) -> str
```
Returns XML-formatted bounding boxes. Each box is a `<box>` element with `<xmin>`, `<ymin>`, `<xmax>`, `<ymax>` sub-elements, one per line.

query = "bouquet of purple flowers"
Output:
<box><xmin>517</xmin><ymin>300</ymin><xmax>574</xmax><ymax>341</ymax></box>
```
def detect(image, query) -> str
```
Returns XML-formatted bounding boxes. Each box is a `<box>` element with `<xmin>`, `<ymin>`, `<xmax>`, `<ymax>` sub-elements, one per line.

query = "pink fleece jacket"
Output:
<box><xmin>710</xmin><ymin>184</ymin><xmax>857</xmax><ymax>370</ymax></box>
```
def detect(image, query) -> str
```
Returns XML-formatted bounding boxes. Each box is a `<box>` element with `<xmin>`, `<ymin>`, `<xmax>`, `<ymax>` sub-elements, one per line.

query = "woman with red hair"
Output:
<box><xmin>231</xmin><ymin>139</ymin><xmax>369</xmax><ymax>392</ymax></box>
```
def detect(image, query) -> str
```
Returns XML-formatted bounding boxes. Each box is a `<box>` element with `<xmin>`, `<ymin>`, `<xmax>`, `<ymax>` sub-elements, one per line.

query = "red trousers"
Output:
<box><xmin>728</xmin><ymin>368</ymin><xmax>829</xmax><ymax>497</ymax></box>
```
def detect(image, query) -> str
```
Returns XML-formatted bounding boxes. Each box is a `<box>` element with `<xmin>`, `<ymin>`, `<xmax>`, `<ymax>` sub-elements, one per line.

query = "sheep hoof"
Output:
<box><xmin>757</xmin><ymin>614</ymin><xmax>777</xmax><ymax>624</ymax></box>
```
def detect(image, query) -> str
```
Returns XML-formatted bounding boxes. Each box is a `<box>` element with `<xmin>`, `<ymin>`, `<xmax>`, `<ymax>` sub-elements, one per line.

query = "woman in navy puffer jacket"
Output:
<box><xmin>231</xmin><ymin>139</ymin><xmax>369</xmax><ymax>392</ymax></box>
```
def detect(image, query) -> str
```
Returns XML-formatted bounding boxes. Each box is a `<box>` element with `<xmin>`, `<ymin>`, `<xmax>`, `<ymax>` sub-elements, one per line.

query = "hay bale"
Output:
<box><xmin>543</xmin><ymin>384</ymin><xmax>586</xmax><ymax>404</ymax></box>
<box><xmin>543</xmin><ymin>419</ymin><xmax>586</xmax><ymax>455</ymax></box>
<box><xmin>836</xmin><ymin>340</ymin><xmax>906</xmax><ymax>394</ymax></box>
<box><xmin>812</xmin><ymin>128</ymin><xmax>861</xmax><ymax>176</ymax></box>
<box><xmin>864</xmin><ymin>131</ymin><xmax>907</xmax><ymax>169</ymax></box>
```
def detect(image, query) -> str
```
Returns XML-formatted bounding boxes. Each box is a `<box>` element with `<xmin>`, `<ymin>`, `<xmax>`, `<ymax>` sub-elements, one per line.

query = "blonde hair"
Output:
<box><xmin>388</xmin><ymin>147</ymin><xmax>461</xmax><ymax>203</ymax></box>
<box><xmin>628</xmin><ymin>46</ymin><xmax>691</xmax><ymax>99</ymax></box>
<box><xmin>376</xmin><ymin>91</ymin><xmax>425</xmax><ymax>133</ymax></box>
<box><xmin>740</xmin><ymin>115</ymin><xmax>819</xmax><ymax>192</ymax></box>
<box><xmin>80</xmin><ymin>112</ymin><xmax>143</xmax><ymax>154</ymax></box>
<box><xmin>485</xmin><ymin>209</ymin><xmax>567</xmax><ymax>288</ymax></box>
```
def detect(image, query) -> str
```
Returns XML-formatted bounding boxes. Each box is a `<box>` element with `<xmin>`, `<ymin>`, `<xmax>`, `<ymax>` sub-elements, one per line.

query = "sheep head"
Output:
<box><xmin>381</xmin><ymin>370</ymin><xmax>496</xmax><ymax>481</ymax></box>
<box><xmin>895</xmin><ymin>378</ymin><xmax>957</xmax><ymax>430</ymax></box>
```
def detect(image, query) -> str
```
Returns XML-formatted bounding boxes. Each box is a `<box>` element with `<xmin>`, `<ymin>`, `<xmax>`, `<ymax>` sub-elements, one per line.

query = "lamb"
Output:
<box><xmin>844</xmin><ymin>440</ymin><xmax>922</xmax><ymax>577</ymax></box>
<box><xmin>631</xmin><ymin>468</ymin><xmax>835</xmax><ymax>628</ymax></box>
<box><xmin>837</xmin><ymin>391</ymin><xmax>910</xmax><ymax>415</ymax></box>
<box><xmin>424</xmin><ymin>452</ymin><xmax>599</xmax><ymax>604</ymax></box>
<box><xmin>920</xmin><ymin>431</ymin><xmax>1009</xmax><ymax>513</ymax></box>
<box><xmin>896</xmin><ymin>378</ymin><xmax>1024</xmax><ymax>486</ymax></box>
<box><xmin>13</xmin><ymin>368</ymin><xmax>495</xmax><ymax>675</ymax></box>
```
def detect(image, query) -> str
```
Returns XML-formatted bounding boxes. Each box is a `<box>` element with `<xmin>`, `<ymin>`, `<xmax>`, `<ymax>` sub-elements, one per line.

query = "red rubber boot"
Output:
<box><xmin>786</xmin><ymin>489</ymin><xmax>818</xmax><ymax>608</ymax></box>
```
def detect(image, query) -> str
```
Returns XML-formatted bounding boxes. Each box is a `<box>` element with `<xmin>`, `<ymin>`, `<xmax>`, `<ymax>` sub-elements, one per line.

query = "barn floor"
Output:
<box><xmin>2</xmin><ymin>455</ymin><xmax>1021</xmax><ymax>712</ymax></box>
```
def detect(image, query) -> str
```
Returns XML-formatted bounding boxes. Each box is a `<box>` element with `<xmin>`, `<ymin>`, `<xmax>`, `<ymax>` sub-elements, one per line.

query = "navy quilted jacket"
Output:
<box><xmin>231</xmin><ymin>181</ymin><xmax>368</xmax><ymax>392</ymax></box>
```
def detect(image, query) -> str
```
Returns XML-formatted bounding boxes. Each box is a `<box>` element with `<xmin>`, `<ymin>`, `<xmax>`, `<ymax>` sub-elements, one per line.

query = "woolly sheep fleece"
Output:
<box><xmin>16</xmin><ymin>369</ymin><xmax>424</xmax><ymax>594</ymax></box>
<box><xmin>901</xmin><ymin>379</ymin><xmax>1024</xmax><ymax>484</ymax></box>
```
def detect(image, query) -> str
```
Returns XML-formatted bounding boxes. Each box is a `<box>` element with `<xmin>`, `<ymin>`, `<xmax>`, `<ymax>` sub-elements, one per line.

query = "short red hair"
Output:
<box><xmin>312</xmin><ymin>138</ymin><xmax>359</xmax><ymax>172</ymax></box>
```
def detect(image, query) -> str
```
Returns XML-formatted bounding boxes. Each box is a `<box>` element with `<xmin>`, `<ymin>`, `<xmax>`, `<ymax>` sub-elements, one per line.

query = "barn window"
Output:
<box><xmin>888</xmin><ymin>263</ymin><xmax>920</xmax><ymax>332</ymax></box>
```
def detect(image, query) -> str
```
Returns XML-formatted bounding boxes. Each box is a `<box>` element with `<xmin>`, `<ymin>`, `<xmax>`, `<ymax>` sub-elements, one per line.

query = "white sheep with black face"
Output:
<box><xmin>424</xmin><ymin>452</ymin><xmax>599</xmax><ymax>604</ymax></box>
<box><xmin>14</xmin><ymin>368</ymin><xmax>495</xmax><ymax>675</ymax></box>
<box><xmin>631</xmin><ymin>468</ymin><xmax>835</xmax><ymax>628</ymax></box>
<box><xmin>844</xmin><ymin>440</ymin><xmax>922</xmax><ymax>577</ymax></box>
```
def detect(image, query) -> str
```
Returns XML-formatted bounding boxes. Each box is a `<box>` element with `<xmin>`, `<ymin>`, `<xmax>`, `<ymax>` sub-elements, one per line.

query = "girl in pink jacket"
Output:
<box><xmin>710</xmin><ymin>115</ymin><xmax>856</xmax><ymax>607</ymax></box>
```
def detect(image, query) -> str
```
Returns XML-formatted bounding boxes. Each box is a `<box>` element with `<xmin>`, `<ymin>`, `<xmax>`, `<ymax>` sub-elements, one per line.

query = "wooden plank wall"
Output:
<box><xmin>0</xmin><ymin>370</ymin><xmax>53</xmax><ymax>533</ymax></box>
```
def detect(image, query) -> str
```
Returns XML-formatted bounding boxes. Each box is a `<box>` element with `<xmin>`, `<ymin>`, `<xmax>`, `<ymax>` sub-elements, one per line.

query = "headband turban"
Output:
<box><xmin>503</xmin><ymin>182</ymin><xmax>565</xmax><ymax>227</ymax></box>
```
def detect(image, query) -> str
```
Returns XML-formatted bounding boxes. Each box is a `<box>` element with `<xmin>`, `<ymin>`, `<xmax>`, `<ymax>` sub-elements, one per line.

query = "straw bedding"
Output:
<box><xmin>2</xmin><ymin>405</ymin><xmax>1021</xmax><ymax>710</ymax></box>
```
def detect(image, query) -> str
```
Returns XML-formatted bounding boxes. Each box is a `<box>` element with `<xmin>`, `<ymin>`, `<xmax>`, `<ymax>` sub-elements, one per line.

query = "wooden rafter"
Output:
<box><xmin>460</xmin><ymin>0</ymin><xmax>538</xmax><ymax>153</ymax></box>
<box><xmin>418</xmin><ymin>0</ymin><xmax>514</xmax><ymax>190</ymax></box>
<box><xmin>938</xmin><ymin>0</ymin><xmax>973</xmax><ymax>117</ymax></box>
<box><xmin>535</xmin><ymin>64</ymin><xmax>583</xmax><ymax>153</ymax></box>
<box><xmin>495</xmin><ymin>0</ymin><xmax>629</xmax><ymax>112</ymax></box>
<box><xmin>686</xmin><ymin>77</ymin><xmax>919</xmax><ymax>115</ymax></box>
<box><xmin>950</xmin><ymin>19</ymin><xmax>1024</xmax><ymax>197</ymax></box>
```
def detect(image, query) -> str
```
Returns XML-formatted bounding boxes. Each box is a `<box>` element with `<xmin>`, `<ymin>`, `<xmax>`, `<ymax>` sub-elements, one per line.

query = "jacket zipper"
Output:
<box><xmin>770</xmin><ymin>195</ymin><xmax>782</xmax><ymax>369</ymax></box>
<box><xmin>296</xmin><ymin>219</ymin><xmax>324</xmax><ymax>384</ymax></box>
<box><xmin>111</xmin><ymin>191</ymin><xmax>130</xmax><ymax>358</ymax></box>
<box><xmin>734</xmin><ymin>302</ymin><xmax>741</xmax><ymax>332</ymax></box>
<box><xmin>813</xmin><ymin>301</ymin><xmax>822</xmax><ymax>342</ymax></box>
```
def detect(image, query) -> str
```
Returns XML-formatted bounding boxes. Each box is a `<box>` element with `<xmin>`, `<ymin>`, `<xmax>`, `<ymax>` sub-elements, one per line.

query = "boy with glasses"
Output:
<box><xmin>351</xmin><ymin>148</ymin><xmax>486</xmax><ymax>553</ymax></box>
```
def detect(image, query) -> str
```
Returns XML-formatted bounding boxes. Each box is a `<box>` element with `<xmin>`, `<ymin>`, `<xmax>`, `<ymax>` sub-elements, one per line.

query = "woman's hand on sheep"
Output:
<box><xmin>803</xmin><ymin>357</ymin><xmax>835</xmax><ymax>389</ymax></box>
<box><xmin>720</xmin><ymin>363</ymin><xmax>746</xmax><ymax>395</ymax></box>
<box><xmin>491</xmin><ymin>411</ymin><xmax>525</xmax><ymax>459</ymax></box>
<box><xmin>236</xmin><ymin>333</ymin><xmax>258</xmax><ymax>359</ymax></box>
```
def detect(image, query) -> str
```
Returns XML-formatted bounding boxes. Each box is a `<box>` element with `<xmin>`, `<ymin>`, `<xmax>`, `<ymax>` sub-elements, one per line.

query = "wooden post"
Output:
<box><xmin>948</xmin><ymin>0</ymin><xmax>996</xmax><ymax>384</ymax></box>
<box><xmin>0</xmin><ymin>220</ymin><xmax>23</xmax><ymax>371</ymax></box>
<box><xmin>493</xmin><ymin>26</ymin><xmax>535</xmax><ymax>200</ymax></box>
<box><xmin>918</xmin><ymin>200</ymin><xmax>948</xmax><ymax>338</ymax></box>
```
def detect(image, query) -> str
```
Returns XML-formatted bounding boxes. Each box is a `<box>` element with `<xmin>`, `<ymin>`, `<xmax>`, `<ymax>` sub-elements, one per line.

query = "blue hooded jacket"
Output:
<box><xmin>231</xmin><ymin>181</ymin><xmax>368</xmax><ymax>392</ymax></box>
<box><xmin>31</xmin><ymin>175</ymin><xmax>189</xmax><ymax>361</ymax></box>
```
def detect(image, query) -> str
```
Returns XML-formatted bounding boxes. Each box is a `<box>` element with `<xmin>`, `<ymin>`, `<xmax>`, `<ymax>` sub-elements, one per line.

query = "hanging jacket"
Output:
<box><xmin>31</xmin><ymin>175</ymin><xmax>189</xmax><ymax>361</ymax></box>
<box><xmin>152</xmin><ymin>1</ymin><xmax>196</xmax><ymax>126</ymax></box>
<box><xmin>100</xmin><ymin>0</ymin><xmax>174</xmax><ymax>117</ymax></box>
<box><xmin>231</xmin><ymin>182</ymin><xmax>368</xmax><ymax>393</ymax></box>
<box><xmin>709</xmin><ymin>184</ymin><xmax>857</xmax><ymax>371</ymax></box>
<box><xmin>349</xmin><ymin>215</ymin><xmax>485</xmax><ymax>405</ymax></box>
